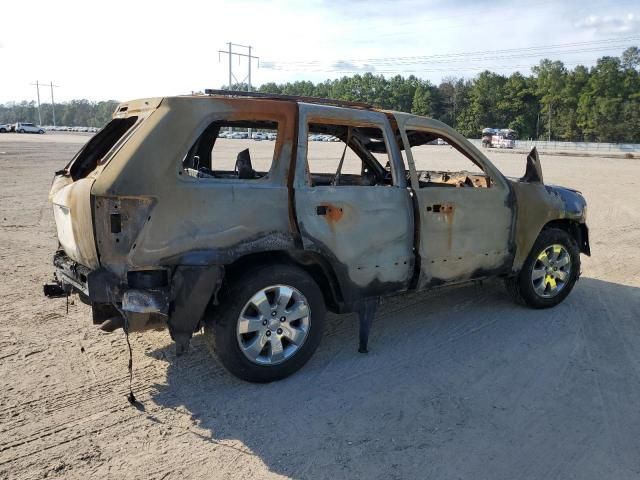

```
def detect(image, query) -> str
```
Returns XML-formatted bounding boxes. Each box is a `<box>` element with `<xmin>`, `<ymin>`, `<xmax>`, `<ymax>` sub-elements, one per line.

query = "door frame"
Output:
<box><xmin>292</xmin><ymin>103</ymin><xmax>415</xmax><ymax>305</ymax></box>
<box><xmin>393</xmin><ymin>113</ymin><xmax>516</xmax><ymax>289</ymax></box>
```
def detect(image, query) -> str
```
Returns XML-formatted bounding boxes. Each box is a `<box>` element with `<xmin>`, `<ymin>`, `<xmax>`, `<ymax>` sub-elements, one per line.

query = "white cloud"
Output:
<box><xmin>574</xmin><ymin>13</ymin><xmax>640</xmax><ymax>34</ymax></box>
<box><xmin>330</xmin><ymin>61</ymin><xmax>376</xmax><ymax>73</ymax></box>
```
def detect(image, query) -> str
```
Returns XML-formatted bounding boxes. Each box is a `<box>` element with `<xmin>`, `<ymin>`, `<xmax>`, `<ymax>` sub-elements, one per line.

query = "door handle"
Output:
<box><xmin>316</xmin><ymin>205</ymin><xmax>328</xmax><ymax>215</ymax></box>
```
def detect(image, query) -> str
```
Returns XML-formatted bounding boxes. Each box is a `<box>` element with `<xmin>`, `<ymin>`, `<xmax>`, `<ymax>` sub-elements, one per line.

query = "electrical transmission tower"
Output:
<box><xmin>218</xmin><ymin>43</ymin><xmax>259</xmax><ymax>92</ymax></box>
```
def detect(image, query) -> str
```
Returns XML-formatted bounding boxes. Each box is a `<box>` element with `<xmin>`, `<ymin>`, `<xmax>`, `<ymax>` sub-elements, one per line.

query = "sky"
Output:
<box><xmin>1</xmin><ymin>0</ymin><xmax>639</xmax><ymax>104</ymax></box>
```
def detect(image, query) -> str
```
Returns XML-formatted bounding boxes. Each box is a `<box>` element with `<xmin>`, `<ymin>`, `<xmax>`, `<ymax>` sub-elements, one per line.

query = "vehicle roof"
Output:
<box><xmin>201</xmin><ymin>89</ymin><xmax>377</xmax><ymax>110</ymax></box>
<box><xmin>114</xmin><ymin>91</ymin><xmax>449</xmax><ymax>133</ymax></box>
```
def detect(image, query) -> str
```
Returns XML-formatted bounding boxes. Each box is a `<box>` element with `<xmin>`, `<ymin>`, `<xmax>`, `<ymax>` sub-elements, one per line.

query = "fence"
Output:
<box><xmin>467</xmin><ymin>139</ymin><xmax>640</xmax><ymax>153</ymax></box>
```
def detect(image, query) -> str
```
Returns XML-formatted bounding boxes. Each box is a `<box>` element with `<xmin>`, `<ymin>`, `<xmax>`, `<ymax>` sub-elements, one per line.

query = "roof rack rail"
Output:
<box><xmin>203</xmin><ymin>89</ymin><xmax>374</xmax><ymax>110</ymax></box>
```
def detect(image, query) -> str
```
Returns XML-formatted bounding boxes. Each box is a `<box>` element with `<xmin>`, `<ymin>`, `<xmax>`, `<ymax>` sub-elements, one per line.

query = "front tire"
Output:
<box><xmin>506</xmin><ymin>227</ymin><xmax>580</xmax><ymax>308</ymax></box>
<box><xmin>204</xmin><ymin>264</ymin><xmax>326</xmax><ymax>382</ymax></box>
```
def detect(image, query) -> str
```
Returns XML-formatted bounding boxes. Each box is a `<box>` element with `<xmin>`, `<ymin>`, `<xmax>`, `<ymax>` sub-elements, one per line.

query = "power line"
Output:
<box><xmin>263</xmin><ymin>46</ymin><xmax>630</xmax><ymax>74</ymax></box>
<box><xmin>261</xmin><ymin>35</ymin><xmax>640</xmax><ymax>69</ymax></box>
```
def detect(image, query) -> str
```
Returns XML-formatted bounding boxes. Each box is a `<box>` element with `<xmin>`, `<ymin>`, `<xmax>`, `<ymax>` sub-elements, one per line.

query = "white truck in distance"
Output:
<box><xmin>482</xmin><ymin>128</ymin><xmax>516</xmax><ymax>149</ymax></box>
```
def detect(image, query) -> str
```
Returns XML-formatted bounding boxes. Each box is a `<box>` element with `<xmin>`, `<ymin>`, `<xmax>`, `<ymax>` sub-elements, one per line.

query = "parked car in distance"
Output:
<box><xmin>0</xmin><ymin>124</ymin><xmax>11</xmax><ymax>133</ymax></box>
<box><xmin>44</xmin><ymin>91</ymin><xmax>590</xmax><ymax>383</ymax></box>
<box><xmin>252</xmin><ymin>132</ymin><xmax>268</xmax><ymax>141</ymax></box>
<box><xmin>15</xmin><ymin>122</ymin><xmax>45</xmax><ymax>134</ymax></box>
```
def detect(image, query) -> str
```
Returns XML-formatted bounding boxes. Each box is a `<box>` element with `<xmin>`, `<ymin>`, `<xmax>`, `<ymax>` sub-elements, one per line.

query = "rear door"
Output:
<box><xmin>293</xmin><ymin>104</ymin><xmax>414</xmax><ymax>305</ymax></box>
<box><xmin>394</xmin><ymin>113</ymin><xmax>514</xmax><ymax>289</ymax></box>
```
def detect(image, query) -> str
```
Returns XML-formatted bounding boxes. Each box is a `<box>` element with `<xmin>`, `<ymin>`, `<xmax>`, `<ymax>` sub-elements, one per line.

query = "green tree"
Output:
<box><xmin>533</xmin><ymin>59</ymin><xmax>566</xmax><ymax>140</ymax></box>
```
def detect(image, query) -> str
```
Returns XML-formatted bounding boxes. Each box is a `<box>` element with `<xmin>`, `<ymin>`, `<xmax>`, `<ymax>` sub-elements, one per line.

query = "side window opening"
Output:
<box><xmin>405</xmin><ymin>130</ymin><xmax>492</xmax><ymax>189</ymax></box>
<box><xmin>182</xmin><ymin>120</ymin><xmax>278</xmax><ymax>180</ymax></box>
<box><xmin>306</xmin><ymin>123</ymin><xmax>391</xmax><ymax>187</ymax></box>
<box><xmin>69</xmin><ymin>116</ymin><xmax>138</xmax><ymax>180</ymax></box>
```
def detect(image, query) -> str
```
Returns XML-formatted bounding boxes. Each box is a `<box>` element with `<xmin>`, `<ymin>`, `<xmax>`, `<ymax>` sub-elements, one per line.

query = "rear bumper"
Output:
<box><xmin>45</xmin><ymin>251</ymin><xmax>170</xmax><ymax>330</ymax></box>
<box><xmin>51</xmin><ymin>250</ymin><xmax>91</xmax><ymax>296</ymax></box>
<box><xmin>44</xmin><ymin>251</ymin><xmax>225</xmax><ymax>351</ymax></box>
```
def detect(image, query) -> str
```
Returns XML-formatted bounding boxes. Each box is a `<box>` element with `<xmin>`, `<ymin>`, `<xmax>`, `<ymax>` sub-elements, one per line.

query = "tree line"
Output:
<box><xmin>249</xmin><ymin>47</ymin><xmax>640</xmax><ymax>143</ymax></box>
<box><xmin>0</xmin><ymin>99</ymin><xmax>120</xmax><ymax>128</ymax></box>
<box><xmin>1</xmin><ymin>47</ymin><xmax>638</xmax><ymax>142</ymax></box>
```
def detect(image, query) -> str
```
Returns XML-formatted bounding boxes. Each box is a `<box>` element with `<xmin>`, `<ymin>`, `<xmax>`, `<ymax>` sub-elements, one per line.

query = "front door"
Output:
<box><xmin>293</xmin><ymin>103</ymin><xmax>414</xmax><ymax>305</ymax></box>
<box><xmin>394</xmin><ymin>113</ymin><xmax>514</xmax><ymax>289</ymax></box>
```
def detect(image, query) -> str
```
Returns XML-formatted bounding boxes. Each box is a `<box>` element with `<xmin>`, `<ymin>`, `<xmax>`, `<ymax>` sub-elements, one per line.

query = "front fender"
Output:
<box><xmin>511</xmin><ymin>181</ymin><xmax>588</xmax><ymax>270</ymax></box>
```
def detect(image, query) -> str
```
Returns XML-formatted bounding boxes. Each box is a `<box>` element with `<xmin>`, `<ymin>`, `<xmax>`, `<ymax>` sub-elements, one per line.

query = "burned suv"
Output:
<box><xmin>45</xmin><ymin>91</ymin><xmax>590</xmax><ymax>382</ymax></box>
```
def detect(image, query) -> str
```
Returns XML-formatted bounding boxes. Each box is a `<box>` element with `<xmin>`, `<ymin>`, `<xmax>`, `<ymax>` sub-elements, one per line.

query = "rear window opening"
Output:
<box><xmin>182</xmin><ymin>120</ymin><xmax>279</xmax><ymax>180</ymax></box>
<box><xmin>68</xmin><ymin>116</ymin><xmax>138</xmax><ymax>180</ymax></box>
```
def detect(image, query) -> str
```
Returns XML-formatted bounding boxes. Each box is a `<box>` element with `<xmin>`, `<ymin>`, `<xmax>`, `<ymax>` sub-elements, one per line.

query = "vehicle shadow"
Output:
<box><xmin>148</xmin><ymin>277</ymin><xmax>640</xmax><ymax>479</ymax></box>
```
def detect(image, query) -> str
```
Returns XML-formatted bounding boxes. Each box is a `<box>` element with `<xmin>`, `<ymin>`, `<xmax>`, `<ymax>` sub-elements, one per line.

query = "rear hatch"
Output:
<box><xmin>49</xmin><ymin>98</ymin><xmax>161</xmax><ymax>269</ymax></box>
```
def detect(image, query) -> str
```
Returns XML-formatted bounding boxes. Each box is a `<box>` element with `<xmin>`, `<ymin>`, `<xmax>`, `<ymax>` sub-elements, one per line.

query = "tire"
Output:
<box><xmin>39</xmin><ymin>130</ymin><xmax>44</xmax><ymax>134</ymax></box>
<box><xmin>506</xmin><ymin>227</ymin><xmax>580</xmax><ymax>308</ymax></box>
<box><xmin>18</xmin><ymin>129</ymin><xmax>24</xmax><ymax>133</ymax></box>
<box><xmin>0</xmin><ymin>128</ymin><xmax>6</xmax><ymax>133</ymax></box>
<box><xmin>204</xmin><ymin>264</ymin><xmax>326</xmax><ymax>382</ymax></box>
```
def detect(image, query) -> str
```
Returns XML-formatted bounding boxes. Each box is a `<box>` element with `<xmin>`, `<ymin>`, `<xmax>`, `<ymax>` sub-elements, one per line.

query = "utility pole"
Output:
<box><xmin>30</xmin><ymin>81</ymin><xmax>42</xmax><ymax>126</ymax></box>
<box><xmin>548</xmin><ymin>102</ymin><xmax>552</xmax><ymax>142</ymax></box>
<box><xmin>248</xmin><ymin>46</ymin><xmax>252</xmax><ymax>92</ymax></box>
<box><xmin>217</xmin><ymin>43</ymin><xmax>259</xmax><ymax>91</ymax></box>
<box><xmin>49</xmin><ymin>82</ymin><xmax>60</xmax><ymax>127</ymax></box>
<box><xmin>228</xmin><ymin>42</ymin><xmax>232</xmax><ymax>91</ymax></box>
<box><xmin>218</xmin><ymin>43</ymin><xmax>259</xmax><ymax>135</ymax></box>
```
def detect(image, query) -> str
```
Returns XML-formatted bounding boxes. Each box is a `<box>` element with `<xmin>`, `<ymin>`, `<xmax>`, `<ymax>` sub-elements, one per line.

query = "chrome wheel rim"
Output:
<box><xmin>236</xmin><ymin>284</ymin><xmax>311</xmax><ymax>365</ymax></box>
<box><xmin>531</xmin><ymin>244</ymin><xmax>572</xmax><ymax>298</ymax></box>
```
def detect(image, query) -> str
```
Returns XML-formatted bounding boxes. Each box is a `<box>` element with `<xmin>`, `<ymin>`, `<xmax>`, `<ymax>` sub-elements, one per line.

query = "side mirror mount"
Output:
<box><xmin>521</xmin><ymin>146</ymin><xmax>544</xmax><ymax>184</ymax></box>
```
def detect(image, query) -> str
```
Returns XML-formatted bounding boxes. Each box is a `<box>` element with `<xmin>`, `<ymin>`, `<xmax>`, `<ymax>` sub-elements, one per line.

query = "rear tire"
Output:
<box><xmin>204</xmin><ymin>264</ymin><xmax>326</xmax><ymax>382</ymax></box>
<box><xmin>506</xmin><ymin>227</ymin><xmax>580</xmax><ymax>308</ymax></box>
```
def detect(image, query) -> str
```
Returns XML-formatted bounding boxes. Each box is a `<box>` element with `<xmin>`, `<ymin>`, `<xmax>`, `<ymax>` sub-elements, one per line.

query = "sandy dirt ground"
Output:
<box><xmin>1</xmin><ymin>132</ymin><xmax>639</xmax><ymax>480</ymax></box>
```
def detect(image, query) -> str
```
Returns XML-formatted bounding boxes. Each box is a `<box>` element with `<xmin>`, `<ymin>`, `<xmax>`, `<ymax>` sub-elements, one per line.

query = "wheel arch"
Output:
<box><xmin>541</xmin><ymin>219</ymin><xmax>590</xmax><ymax>256</ymax></box>
<box><xmin>222</xmin><ymin>250</ymin><xmax>344</xmax><ymax>313</ymax></box>
<box><xmin>512</xmin><ymin>217</ymin><xmax>590</xmax><ymax>274</ymax></box>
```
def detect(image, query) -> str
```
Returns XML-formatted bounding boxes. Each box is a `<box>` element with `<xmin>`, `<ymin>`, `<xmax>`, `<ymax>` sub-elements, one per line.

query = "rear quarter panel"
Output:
<box><xmin>91</xmin><ymin>97</ymin><xmax>299</xmax><ymax>272</ymax></box>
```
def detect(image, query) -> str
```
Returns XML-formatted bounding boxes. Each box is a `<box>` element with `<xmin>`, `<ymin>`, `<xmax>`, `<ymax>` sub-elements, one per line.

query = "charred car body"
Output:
<box><xmin>44</xmin><ymin>91</ymin><xmax>590</xmax><ymax>382</ymax></box>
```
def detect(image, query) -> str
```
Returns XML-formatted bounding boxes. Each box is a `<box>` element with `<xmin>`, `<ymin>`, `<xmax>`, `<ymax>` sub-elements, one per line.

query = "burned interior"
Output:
<box><xmin>182</xmin><ymin>120</ymin><xmax>278</xmax><ymax>179</ymax></box>
<box><xmin>402</xmin><ymin>129</ymin><xmax>493</xmax><ymax>189</ymax></box>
